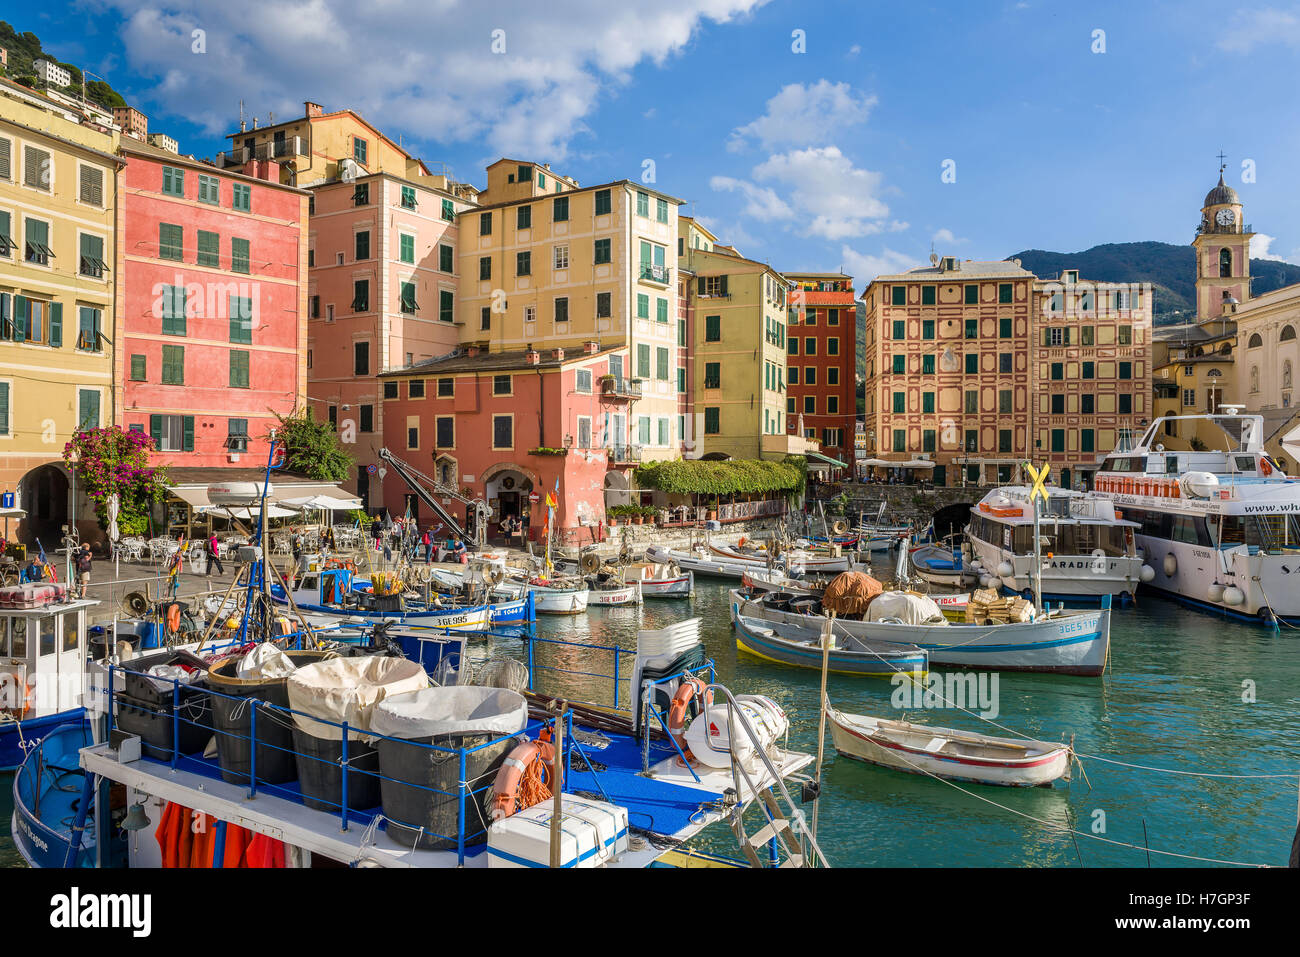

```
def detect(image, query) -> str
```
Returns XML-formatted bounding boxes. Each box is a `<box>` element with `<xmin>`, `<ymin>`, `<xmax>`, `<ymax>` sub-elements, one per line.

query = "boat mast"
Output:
<box><xmin>1024</xmin><ymin>461</ymin><xmax>1049</xmax><ymax>615</ymax></box>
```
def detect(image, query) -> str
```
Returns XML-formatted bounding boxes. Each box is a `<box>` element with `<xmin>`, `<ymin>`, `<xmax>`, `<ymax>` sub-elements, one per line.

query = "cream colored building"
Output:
<box><xmin>0</xmin><ymin>77</ymin><xmax>121</xmax><ymax>544</ymax></box>
<box><xmin>456</xmin><ymin>168</ymin><xmax>683</xmax><ymax>463</ymax></box>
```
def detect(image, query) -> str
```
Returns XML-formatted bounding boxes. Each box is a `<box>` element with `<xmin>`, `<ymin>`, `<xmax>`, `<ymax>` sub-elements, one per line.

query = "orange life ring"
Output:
<box><xmin>490</xmin><ymin>738</ymin><xmax>555</xmax><ymax>821</ymax></box>
<box><xmin>166</xmin><ymin>603</ymin><xmax>182</xmax><ymax>633</ymax></box>
<box><xmin>1260</xmin><ymin>459</ymin><xmax>1273</xmax><ymax>476</ymax></box>
<box><xmin>667</xmin><ymin>676</ymin><xmax>706</xmax><ymax>762</ymax></box>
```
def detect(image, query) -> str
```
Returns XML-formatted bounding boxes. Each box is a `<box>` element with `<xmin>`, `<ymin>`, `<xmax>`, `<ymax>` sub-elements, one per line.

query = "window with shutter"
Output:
<box><xmin>594</xmin><ymin>238</ymin><xmax>611</xmax><ymax>264</ymax></box>
<box><xmin>353</xmin><ymin>183</ymin><xmax>369</xmax><ymax>205</ymax></box>
<box><xmin>595</xmin><ymin>189</ymin><xmax>611</xmax><ymax>215</ymax></box>
<box><xmin>48</xmin><ymin>302</ymin><xmax>62</xmax><ymax>348</ymax></box>
<box><xmin>24</xmin><ymin>218</ymin><xmax>52</xmax><ymax>265</ymax></box>
<box><xmin>161</xmin><ymin>166</ymin><xmax>184</xmax><ymax>197</ymax></box>
<box><xmin>229</xmin><ymin>296</ymin><xmax>253</xmax><ymax>343</ymax></box>
<box><xmin>439</xmin><ymin>244</ymin><xmax>453</xmax><ymax>272</ymax></box>
<box><xmin>441</xmin><ymin>199</ymin><xmax>455</xmax><ymax>221</ymax></box>
<box><xmin>232</xmin><ymin>183</ymin><xmax>251</xmax><ymax>212</ymax></box>
<box><xmin>159</xmin><ymin>223</ymin><xmax>183</xmax><ymax>261</ymax></box>
<box><xmin>77</xmin><ymin>389</ymin><xmax>101</xmax><ymax>429</ymax></box>
<box><xmin>161</xmin><ymin>286</ymin><xmax>186</xmax><ymax>335</ymax></box>
<box><xmin>79</xmin><ymin>234</ymin><xmax>106</xmax><ymax>278</ymax></box>
<box><xmin>230</xmin><ymin>350</ymin><xmax>250</xmax><ymax>388</ymax></box>
<box><xmin>517</xmin><ymin>206</ymin><xmax>531</xmax><ymax>229</ymax></box>
<box><xmin>79</xmin><ymin>166</ymin><xmax>104</xmax><ymax>206</ymax></box>
<box><xmin>352</xmin><ymin>280</ymin><xmax>369</xmax><ymax>312</ymax></box>
<box><xmin>492</xmin><ymin>415</ymin><xmax>513</xmax><ymax>449</ymax></box>
<box><xmin>24</xmin><ymin>146</ymin><xmax>51</xmax><ymax>190</ymax></box>
<box><xmin>355</xmin><ymin>231</ymin><xmax>369</xmax><ymax>260</ymax></box>
<box><xmin>553</xmin><ymin>196</ymin><xmax>569</xmax><ymax>222</ymax></box>
<box><xmin>439</xmin><ymin>290</ymin><xmax>453</xmax><ymax>323</ymax></box>
<box><xmin>197</xmin><ymin>230</ymin><xmax>220</xmax><ymax>267</ymax></box>
<box><xmin>198</xmin><ymin>174</ymin><xmax>219</xmax><ymax>205</ymax></box>
<box><xmin>400</xmin><ymin>282</ymin><xmax>418</xmax><ymax>314</ymax></box>
<box><xmin>130</xmin><ymin>354</ymin><xmax>146</xmax><ymax>381</ymax></box>
<box><xmin>231</xmin><ymin>237</ymin><xmax>250</xmax><ymax>274</ymax></box>
<box><xmin>401</xmin><ymin>186</ymin><xmax>417</xmax><ymax>210</ymax></box>
<box><xmin>162</xmin><ymin>344</ymin><xmax>185</xmax><ymax>384</ymax></box>
<box><xmin>0</xmin><ymin>382</ymin><xmax>8</xmax><ymax>435</ymax></box>
<box><xmin>77</xmin><ymin>307</ymin><xmax>101</xmax><ymax>352</ymax></box>
<box><xmin>0</xmin><ymin>138</ymin><xmax>10</xmax><ymax>180</ymax></box>
<box><xmin>0</xmin><ymin>212</ymin><xmax>13</xmax><ymax>258</ymax></box>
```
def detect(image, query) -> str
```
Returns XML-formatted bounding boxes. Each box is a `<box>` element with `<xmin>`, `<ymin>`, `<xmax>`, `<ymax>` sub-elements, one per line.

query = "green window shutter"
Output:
<box><xmin>0</xmin><ymin>293</ymin><xmax>10</xmax><ymax>340</ymax></box>
<box><xmin>439</xmin><ymin>290</ymin><xmax>453</xmax><ymax>323</ymax></box>
<box><xmin>230</xmin><ymin>350</ymin><xmax>249</xmax><ymax>388</ymax></box>
<box><xmin>197</xmin><ymin>229</ymin><xmax>220</xmax><ymax>267</ymax></box>
<box><xmin>78</xmin><ymin>390</ymin><xmax>100</xmax><ymax>428</ymax></box>
<box><xmin>149</xmin><ymin>414</ymin><xmax>163</xmax><ymax>448</ymax></box>
<box><xmin>130</xmin><ymin>354</ymin><xmax>146</xmax><ymax>380</ymax></box>
<box><xmin>229</xmin><ymin>296</ymin><xmax>252</xmax><ymax>343</ymax></box>
<box><xmin>183</xmin><ymin>415</ymin><xmax>195</xmax><ymax>452</ymax></box>
<box><xmin>400</xmin><ymin>234</ymin><xmax>414</xmax><ymax>264</ymax></box>
<box><xmin>232</xmin><ymin>183</ymin><xmax>251</xmax><ymax>212</ymax></box>
<box><xmin>159</xmin><ymin>223</ymin><xmax>183</xmax><ymax>261</ymax></box>
<box><xmin>656</xmin><ymin>298</ymin><xmax>668</xmax><ymax>323</ymax></box>
<box><xmin>637</xmin><ymin>344</ymin><xmax>650</xmax><ymax>378</ymax></box>
<box><xmin>439</xmin><ymin>244</ymin><xmax>452</xmax><ymax>272</ymax></box>
<box><xmin>13</xmin><ymin>296</ymin><xmax>27</xmax><ymax>340</ymax></box>
<box><xmin>0</xmin><ymin>382</ymin><xmax>8</xmax><ymax>435</ymax></box>
<box><xmin>48</xmin><ymin>302</ymin><xmax>62</xmax><ymax>348</ymax></box>
<box><xmin>441</xmin><ymin>199</ymin><xmax>455</xmax><ymax>221</ymax></box>
<box><xmin>231</xmin><ymin>237</ymin><xmax>250</xmax><ymax>274</ymax></box>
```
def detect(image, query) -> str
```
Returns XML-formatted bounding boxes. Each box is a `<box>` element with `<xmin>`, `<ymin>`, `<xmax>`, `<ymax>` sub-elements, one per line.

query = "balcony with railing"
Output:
<box><xmin>216</xmin><ymin>136</ymin><xmax>307</xmax><ymax>168</ymax></box>
<box><xmin>599</xmin><ymin>376</ymin><xmax>643</xmax><ymax>400</ymax></box>
<box><xmin>639</xmin><ymin>262</ymin><xmax>671</xmax><ymax>285</ymax></box>
<box><xmin>605</xmin><ymin>444</ymin><xmax>642</xmax><ymax>465</ymax></box>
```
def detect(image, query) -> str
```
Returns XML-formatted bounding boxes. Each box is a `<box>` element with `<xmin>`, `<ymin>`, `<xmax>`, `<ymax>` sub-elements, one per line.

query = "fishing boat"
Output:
<box><xmin>1094</xmin><ymin>409</ymin><xmax>1300</xmax><ymax>625</ymax></box>
<box><xmin>740</xmin><ymin>569</ymin><xmax>822</xmax><ymax>595</ymax></box>
<box><xmin>825</xmin><ymin>705</ymin><xmax>1072</xmax><ymax>787</ymax></box>
<box><xmin>528</xmin><ymin>578</ymin><xmax>590</xmax><ymax>614</ymax></box>
<box><xmin>644</xmin><ymin>544</ymin><xmax>788</xmax><ymax>581</ymax></box>
<box><xmin>733</xmin><ymin>613</ymin><xmax>927</xmax><ymax>676</ymax></box>
<box><xmin>730</xmin><ymin>590</ymin><xmax>1112</xmax><ymax>677</ymax></box>
<box><xmin>854</xmin><ymin>503</ymin><xmax>912</xmax><ymax>552</ymax></box>
<box><xmin>910</xmin><ymin>543</ymin><xmax>980</xmax><ymax>588</ymax></box>
<box><xmin>0</xmin><ymin>590</ymin><xmax>98</xmax><ymax>769</ymax></box>
<box><xmin>622</xmin><ymin>561</ymin><xmax>694</xmax><ymax>598</ymax></box>
<box><xmin>965</xmin><ymin>486</ymin><xmax>1150</xmax><ymax>602</ymax></box>
<box><xmin>709</xmin><ymin>541</ymin><xmax>858</xmax><ymax>574</ymax></box>
<box><xmin>587</xmin><ymin>581</ymin><xmax>641</xmax><ymax>606</ymax></box>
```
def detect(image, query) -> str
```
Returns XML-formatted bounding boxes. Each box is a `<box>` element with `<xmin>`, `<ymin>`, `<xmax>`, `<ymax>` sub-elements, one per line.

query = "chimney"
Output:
<box><xmin>465</xmin><ymin>344</ymin><xmax>481</xmax><ymax>358</ymax></box>
<box><xmin>305</xmin><ymin>101</ymin><xmax>323</xmax><ymax>118</ymax></box>
<box><xmin>551</xmin><ymin>347</ymin><xmax>565</xmax><ymax>361</ymax></box>
<box><xmin>525</xmin><ymin>346</ymin><xmax>540</xmax><ymax>366</ymax></box>
<box><xmin>584</xmin><ymin>340</ymin><xmax>599</xmax><ymax>354</ymax></box>
<box><xmin>242</xmin><ymin>159</ymin><xmax>281</xmax><ymax>182</ymax></box>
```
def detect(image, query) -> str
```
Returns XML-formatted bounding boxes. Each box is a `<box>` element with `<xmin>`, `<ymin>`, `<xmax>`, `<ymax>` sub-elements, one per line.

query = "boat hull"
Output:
<box><xmin>827</xmin><ymin>710</ymin><xmax>1070</xmax><ymax>787</ymax></box>
<box><xmin>12</xmin><ymin>722</ymin><xmax>97</xmax><ymax>867</ymax></box>
<box><xmin>0</xmin><ymin>708</ymin><xmax>88</xmax><ymax>770</ymax></box>
<box><xmin>734</xmin><ymin>616</ymin><xmax>927</xmax><ymax>677</ymax></box>
<box><xmin>531</xmin><ymin>587</ymin><xmax>590</xmax><ymax>614</ymax></box>
<box><xmin>731</xmin><ymin>592</ymin><xmax>1110</xmax><ymax>677</ymax></box>
<box><xmin>638</xmin><ymin>573</ymin><xmax>693</xmax><ymax>598</ymax></box>
<box><xmin>587</xmin><ymin>584</ymin><xmax>641</xmax><ymax>606</ymax></box>
<box><xmin>270</xmin><ymin>584</ymin><xmax>494</xmax><ymax>630</ymax></box>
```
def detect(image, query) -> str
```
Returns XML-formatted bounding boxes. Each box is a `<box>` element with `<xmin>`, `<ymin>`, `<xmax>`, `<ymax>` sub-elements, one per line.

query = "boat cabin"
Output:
<box><xmin>0</xmin><ymin>598</ymin><xmax>96</xmax><ymax>722</ymax></box>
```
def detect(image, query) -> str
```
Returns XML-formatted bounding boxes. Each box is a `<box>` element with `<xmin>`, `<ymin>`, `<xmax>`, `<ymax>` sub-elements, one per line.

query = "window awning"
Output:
<box><xmin>806</xmin><ymin>451</ymin><xmax>848</xmax><ymax>468</ymax></box>
<box><xmin>166</xmin><ymin>482</ymin><xmax>358</xmax><ymax>510</ymax></box>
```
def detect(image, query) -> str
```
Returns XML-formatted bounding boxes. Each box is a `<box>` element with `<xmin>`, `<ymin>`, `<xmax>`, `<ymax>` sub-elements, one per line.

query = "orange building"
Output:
<box><xmin>784</xmin><ymin>272</ymin><xmax>856</xmax><ymax>472</ymax></box>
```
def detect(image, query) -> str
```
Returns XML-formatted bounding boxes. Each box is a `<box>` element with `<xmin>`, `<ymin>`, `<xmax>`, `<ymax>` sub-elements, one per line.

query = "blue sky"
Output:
<box><xmin>19</xmin><ymin>0</ymin><xmax>1300</xmax><ymax>288</ymax></box>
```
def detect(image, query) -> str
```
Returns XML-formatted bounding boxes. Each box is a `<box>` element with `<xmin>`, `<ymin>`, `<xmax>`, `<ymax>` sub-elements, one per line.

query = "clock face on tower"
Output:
<box><xmin>1215</xmin><ymin>208</ymin><xmax>1236</xmax><ymax>227</ymax></box>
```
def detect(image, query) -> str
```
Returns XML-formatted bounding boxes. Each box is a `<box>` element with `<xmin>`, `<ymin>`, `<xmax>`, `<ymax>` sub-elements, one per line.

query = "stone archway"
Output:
<box><xmin>19</xmin><ymin>463</ymin><xmax>69</xmax><ymax>548</ymax></box>
<box><xmin>603</xmin><ymin>470</ymin><xmax>631</xmax><ymax>509</ymax></box>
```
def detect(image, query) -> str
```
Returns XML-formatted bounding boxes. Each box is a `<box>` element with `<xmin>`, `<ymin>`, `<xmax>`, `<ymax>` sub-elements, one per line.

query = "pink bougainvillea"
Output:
<box><xmin>63</xmin><ymin>427</ymin><xmax>168</xmax><ymax>536</ymax></box>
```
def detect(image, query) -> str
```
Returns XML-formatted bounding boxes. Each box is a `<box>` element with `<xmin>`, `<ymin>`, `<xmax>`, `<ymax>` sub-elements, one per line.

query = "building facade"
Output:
<box><xmin>0</xmin><ymin>80</ymin><xmax>121</xmax><ymax>546</ymax></box>
<box><xmin>784</xmin><ymin>272</ymin><xmax>856</xmax><ymax>470</ymax></box>
<box><xmin>305</xmin><ymin>170</ymin><xmax>472</xmax><ymax>511</ymax></box>
<box><xmin>118</xmin><ymin>142</ymin><xmax>309</xmax><ymax>472</ymax></box>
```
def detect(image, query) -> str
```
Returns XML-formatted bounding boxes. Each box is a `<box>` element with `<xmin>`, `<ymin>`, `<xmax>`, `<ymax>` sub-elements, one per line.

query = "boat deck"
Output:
<box><xmin>79</xmin><ymin>721</ymin><xmax>811</xmax><ymax>869</ymax></box>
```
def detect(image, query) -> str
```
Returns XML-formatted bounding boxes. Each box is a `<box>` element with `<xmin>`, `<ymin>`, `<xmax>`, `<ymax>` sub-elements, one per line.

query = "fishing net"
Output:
<box><xmin>820</xmin><ymin>571</ymin><xmax>884</xmax><ymax>616</ymax></box>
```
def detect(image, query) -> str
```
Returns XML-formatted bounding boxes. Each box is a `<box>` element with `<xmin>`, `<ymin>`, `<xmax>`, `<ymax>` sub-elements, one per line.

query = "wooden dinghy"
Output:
<box><xmin>826</xmin><ymin>704</ymin><xmax>1072</xmax><ymax>787</ymax></box>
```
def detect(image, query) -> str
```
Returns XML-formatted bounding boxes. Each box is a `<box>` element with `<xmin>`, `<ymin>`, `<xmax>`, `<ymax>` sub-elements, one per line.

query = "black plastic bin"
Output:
<box><xmin>206</xmin><ymin>649</ymin><xmax>337</xmax><ymax>786</ymax></box>
<box><xmin>370</xmin><ymin>687</ymin><xmax>529</xmax><ymax>849</ymax></box>
<box><xmin>117</xmin><ymin>649</ymin><xmax>210</xmax><ymax>708</ymax></box>
<box><xmin>285</xmin><ymin>656</ymin><xmax>429</xmax><ymax>814</ymax></box>
<box><xmin>115</xmin><ymin>690</ymin><xmax>213</xmax><ymax>760</ymax></box>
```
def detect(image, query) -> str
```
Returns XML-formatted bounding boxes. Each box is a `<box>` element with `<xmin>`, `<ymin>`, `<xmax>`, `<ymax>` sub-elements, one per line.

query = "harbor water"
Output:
<box><xmin>2</xmin><ymin>577</ymin><xmax>1296</xmax><ymax>868</ymax></box>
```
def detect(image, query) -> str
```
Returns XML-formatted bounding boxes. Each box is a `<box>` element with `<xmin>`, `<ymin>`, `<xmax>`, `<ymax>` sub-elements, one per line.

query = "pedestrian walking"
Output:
<box><xmin>422</xmin><ymin>528</ymin><xmax>433</xmax><ymax>564</ymax></box>
<box><xmin>206</xmin><ymin>533</ymin><xmax>224</xmax><ymax>576</ymax></box>
<box><xmin>75</xmin><ymin>544</ymin><xmax>93</xmax><ymax>598</ymax></box>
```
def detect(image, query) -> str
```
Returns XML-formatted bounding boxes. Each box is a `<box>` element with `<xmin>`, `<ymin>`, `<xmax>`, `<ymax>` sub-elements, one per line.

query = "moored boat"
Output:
<box><xmin>12</xmin><ymin>722</ymin><xmax>101</xmax><ymax>867</ymax></box>
<box><xmin>587</xmin><ymin>581</ymin><xmax>641</xmax><ymax>606</ymax></box>
<box><xmin>826</xmin><ymin>704</ymin><xmax>1072</xmax><ymax>787</ymax></box>
<box><xmin>733</xmin><ymin>613</ymin><xmax>927</xmax><ymax>677</ymax></box>
<box><xmin>529</xmin><ymin>579</ymin><xmax>590</xmax><ymax>614</ymax></box>
<box><xmin>910</xmin><ymin>543</ymin><xmax>980</xmax><ymax>588</ymax></box>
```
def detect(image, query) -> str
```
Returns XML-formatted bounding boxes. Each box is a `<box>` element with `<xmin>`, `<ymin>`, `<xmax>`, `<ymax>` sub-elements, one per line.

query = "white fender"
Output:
<box><xmin>1163</xmin><ymin>553</ymin><xmax>1177</xmax><ymax>577</ymax></box>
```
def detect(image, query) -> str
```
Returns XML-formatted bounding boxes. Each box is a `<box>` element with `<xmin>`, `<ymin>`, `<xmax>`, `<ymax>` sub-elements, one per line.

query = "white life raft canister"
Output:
<box><xmin>682</xmin><ymin>694</ymin><xmax>789</xmax><ymax>769</ymax></box>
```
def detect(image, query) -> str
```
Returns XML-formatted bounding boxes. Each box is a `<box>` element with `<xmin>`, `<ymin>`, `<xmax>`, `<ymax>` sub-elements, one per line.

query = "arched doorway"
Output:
<box><xmin>483</xmin><ymin>465</ymin><xmax>535</xmax><ymax>536</ymax></box>
<box><xmin>20</xmin><ymin>463</ymin><xmax>69</xmax><ymax>548</ymax></box>
<box><xmin>603</xmin><ymin>470</ymin><xmax>631</xmax><ymax>511</ymax></box>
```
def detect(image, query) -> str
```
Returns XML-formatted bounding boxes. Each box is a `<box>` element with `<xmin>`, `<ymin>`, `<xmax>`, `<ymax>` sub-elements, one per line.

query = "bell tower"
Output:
<box><xmin>1193</xmin><ymin>158</ymin><xmax>1251</xmax><ymax>319</ymax></box>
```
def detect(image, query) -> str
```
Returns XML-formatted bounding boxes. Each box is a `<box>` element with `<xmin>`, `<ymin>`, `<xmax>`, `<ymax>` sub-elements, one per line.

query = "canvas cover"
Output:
<box><xmin>370</xmin><ymin>686</ymin><xmax>528</xmax><ymax>740</ymax></box>
<box><xmin>236</xmin><ymin>643</ymin><xmax>298</xmax><ymax>679</ymax></box>
<box><xmin>867</xmin><ymin>591</ymin><xmax>948</xmax><ymax>626</ymax></box>
<box><xmin>286</xmin><ymin>655</ymin><xmax>430</xmax><ymax>741</ymax></box>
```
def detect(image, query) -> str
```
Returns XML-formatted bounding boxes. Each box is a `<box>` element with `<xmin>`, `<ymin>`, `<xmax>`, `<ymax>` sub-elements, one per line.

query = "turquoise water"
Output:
<box><xmin>522</xmin><ymin>580</ymin><xmax>1300</xmax><ymax>868</ymax></box>
<box><xmin>4</xmin><ymin>577</ymin><xmax>1297</xmax><ymax>868</ymax></box>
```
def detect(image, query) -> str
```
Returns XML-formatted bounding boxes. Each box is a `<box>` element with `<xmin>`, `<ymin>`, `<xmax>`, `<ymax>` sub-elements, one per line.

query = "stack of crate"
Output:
<box><xmin>965</xmin><ymin>588</ymin><xmax>1034</xmax><ymax>624</ymax></box>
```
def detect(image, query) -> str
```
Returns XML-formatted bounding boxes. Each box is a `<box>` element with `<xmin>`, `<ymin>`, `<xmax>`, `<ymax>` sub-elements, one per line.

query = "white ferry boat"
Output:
<box><xmin>1093</xmin><ymin>410</ymin><xmax>1300</xmax><ymax>625</ymax></box>
<box><xmin>965</xmin><ymin>486</ymin><xmax>1151</xmax><ymax>602</ymax></box>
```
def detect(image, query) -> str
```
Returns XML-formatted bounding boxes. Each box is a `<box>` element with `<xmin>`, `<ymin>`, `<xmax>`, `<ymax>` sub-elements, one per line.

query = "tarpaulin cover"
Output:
<box><xmin>286</xmin><ymin>656</ymin><xmax>429</xmax><ymax>741</ymax></box>
<box><xmin>866</xmin><ymin>591</ymin><xmax>948</xmax><ymax>626</ymax></box>
<box><xmin>236</xmin><ymin>643</ymin><xmax>298</xmax><ymax>680</ymax></box>
<box><xmin>821</xmin><ymin>572</ymin><xmax>884</xmax><ymax>616</ymax></box>
<box><xmin>370</xmin><ymin>686</ymin><xmax>528</xmax><ymax>740</ymax></box>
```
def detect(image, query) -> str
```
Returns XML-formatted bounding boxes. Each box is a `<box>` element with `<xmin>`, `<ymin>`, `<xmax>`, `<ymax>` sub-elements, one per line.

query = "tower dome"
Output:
<box><xmin>1204</xmin><ymin>171</ymin><xmax>1239</xmax><ymax>208</ymax></box>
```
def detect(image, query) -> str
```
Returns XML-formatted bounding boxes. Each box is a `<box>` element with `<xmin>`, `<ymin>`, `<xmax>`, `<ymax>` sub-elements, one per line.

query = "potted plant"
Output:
<box><xmin>706</xmin><ymin>495</ymin><xmax>719</xmax><ymax>522</ymax></box>
<box><xmin>633</xmin><ymin>505</ymin><xmax>645</xmax><ymax>525</ymax></box>
<box><xmin>607</xmin><ymin>507</ymin><xmax>619</xmax><ymax>528</ymax></box>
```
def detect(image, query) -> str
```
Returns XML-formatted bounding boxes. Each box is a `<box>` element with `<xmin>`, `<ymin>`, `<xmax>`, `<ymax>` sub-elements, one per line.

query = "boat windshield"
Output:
<box><xmin>1021</xmin><ymin>523</ymin><xmax>1132</xmax><ymax>557</ymax></box>
<box><xmin>1218</xmin><ymin>513</ymin><xmax>1300</xmax><ymax>553</ymax></box>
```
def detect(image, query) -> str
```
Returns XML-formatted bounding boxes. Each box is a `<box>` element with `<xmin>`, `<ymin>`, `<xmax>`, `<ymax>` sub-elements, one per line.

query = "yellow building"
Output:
<box><xmin>456</xmin><ymin>169</ymin><xmax>683</xmax><ymax>464</ymax></box>
<box><xmin>679</xmin><ymin>231</ymin><xmax>804</xmax><ymax>460</ymax></box>
<box><xmin>0</xmin><ymin>77</ymin><xmax>121</xmax><ymax>546</ymax></box>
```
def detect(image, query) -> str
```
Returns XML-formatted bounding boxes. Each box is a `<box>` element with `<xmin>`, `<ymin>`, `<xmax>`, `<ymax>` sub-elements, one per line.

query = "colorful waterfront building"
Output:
<box><xmin>783</xmin><ymin>271</ymin><xmax>857</xmax><ymax>474</ymax></box>
<box><xmin>861</xmin><ymin>257</ymin><xmax>1036</xmax><ymax>487</ymax></box>
<box><xmin>378</xmin><ymin>342</ymin><xmax>618</xmax><ymax>543</ymax></box>
<box><xmin>0</xmin><ymin>77</ymin><xmax>121</xmax><ymax>546</ymax></box>
<box><xmin>678</xmin><ymin>223</ymin><xmax>808</xmax><ymax>461</ymax></box>
<box><xmin>457</xmin><ymin>163</ymin><xmax>684</xmax><ymax>472</ymax></box>
<box><xmin>306</xmin><ymin>168</ymin><xmax>475</xmax><ymax>510</ymax></box>
<box><xmin>117</xmin><ymin>141</ymin><xmax>310</xmax><ymax>478</ymax></box>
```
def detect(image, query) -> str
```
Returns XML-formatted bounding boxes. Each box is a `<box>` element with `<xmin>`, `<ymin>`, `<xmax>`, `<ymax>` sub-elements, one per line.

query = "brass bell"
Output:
<box><xmin>121</xmin><ymin>802</ymin><xmax>151</xmax><ymax>831</ymax></box>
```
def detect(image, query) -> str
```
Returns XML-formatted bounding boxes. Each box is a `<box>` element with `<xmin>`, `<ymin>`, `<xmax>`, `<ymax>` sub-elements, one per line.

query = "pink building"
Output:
<box><xmin>118</xmin><ymin>142</ymin><xmax>308</xmax><ymax>469</ymax></box>
<box><xmin>378</xmin><ymin>343</ymin><xmax>627</xmax><ymax>542</ymax></box>
<box><xmin>306</xmin><ymin>172</ymin><xmax>471</xmax><ymax>511</ymax></box>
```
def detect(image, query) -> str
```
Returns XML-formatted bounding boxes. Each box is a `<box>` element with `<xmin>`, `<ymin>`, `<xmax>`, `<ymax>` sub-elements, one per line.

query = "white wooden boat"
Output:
<box><xmin>731</xmin><ymin>590</ymin><xmax>1111</xmax><ymax>677</ymax></box>
<box><xmin>645</xmin><ymin>545</ymin><xmax>785</xmax><ymax>581</ymax></box>
<box><xmin>587</xmin><ymin>582</ymin><xmax>641</xmax><ymax>606</ymax></box>
<box><xmin>734</xmin><ymin>614</ymin><xmax>927</xmax><ymax>676</ymax></box>
<box><xmin>620</xmin><ymin>560</ymin><xmax>693</xmax><ymax>598</ymax></box>
<box><xmin>529</xmin><ymin>579</ymin><xmax>590</xmax><ymax>614</ymax></box>
<box><xmin>740</xmin><ymin>570</ymin><xmax>821</xmax><ymax>596</ymax></box>
<box><xmin>709</xmin><ymin>542</ymin><xmax>857</xmax><ymax>574</ymax></box>
<box><xmin>826</xmin><ymin>704</ymin><xmax>1072</xmax><ymax>787</ymax></box>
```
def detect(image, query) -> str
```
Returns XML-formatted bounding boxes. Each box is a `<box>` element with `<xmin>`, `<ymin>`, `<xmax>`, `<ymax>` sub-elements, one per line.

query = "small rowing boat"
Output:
<box><xmin>733</xmin><ymin>613</ymin><xmax>927</xmax><ymax>677</ymax></box>
<box><xmin>825</xmin><ymin>704</ymin><xmax>1072</xmax><ymax>787</ymax></box>
<box><xmin>587</xmin><ymin>581</ymin><xmax>641</xmax><ymax>606</ymax></box>
<box><xmin>910</xmin><ymin>543</ymin><xmax>980</xmax><ymax>588</ymax></box>
<box><xmin>528</xmin><ymin>578</ymin><xmax>590</xmax><ymax>614</ymax></box>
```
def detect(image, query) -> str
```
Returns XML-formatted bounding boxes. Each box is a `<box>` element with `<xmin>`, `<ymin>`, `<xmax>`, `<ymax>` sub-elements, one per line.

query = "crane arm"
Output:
<box><xmin>376</xmin><ymin>447</ymin><xmax>487</xmax><ymax>547</ymax></box>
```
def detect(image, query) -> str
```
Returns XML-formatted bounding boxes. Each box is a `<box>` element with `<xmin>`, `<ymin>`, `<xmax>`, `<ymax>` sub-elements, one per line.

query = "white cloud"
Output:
<box><xmin>754</xmin><ymin>146</ymin><xmax>891</xmax><ymax>240</ymax></box>
<box><xmin>709</xmin><ymin>175</ymin><xmax>794</xmax><ymax>221</ymax></box>
<box><xmin>848</xmin><ymin>44</ymin><xmax>861</xmax><ymax>56</ymax></box>
<box><xmin>931</xmin><ymin>228</ymin><xmax>966</xmax><ymax>245</ymax></box>
<box><xmin>728</xmin><ymin>79</ymin><xmax>875</xmax><ymax>152</ymax></box>
<box><xmin>1218</xmin><ymin>8</ymin><xmax>1300</xmax><ymax>52</ymax></box>
<box><xmin>839</xmin><ymin>246</ymin><xmax>921</xmax><ymax>287</ymax></box>
<box><xmin>1252</xmin><ymin>234</ymin><xmax>1284</xmax><ymax>261</ymax></box>
<box><xmin>105</xmin><ymin>0</ymin><xmax>768</xmax><ymax>160</ymax></box>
